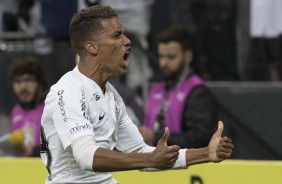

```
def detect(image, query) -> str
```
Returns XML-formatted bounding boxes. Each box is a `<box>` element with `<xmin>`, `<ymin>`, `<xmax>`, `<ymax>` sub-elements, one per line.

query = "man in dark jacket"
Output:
<box><xmin>140</xmin><ymin>26</ymin><xmax>218</xmax><ymax>148</ymax></box>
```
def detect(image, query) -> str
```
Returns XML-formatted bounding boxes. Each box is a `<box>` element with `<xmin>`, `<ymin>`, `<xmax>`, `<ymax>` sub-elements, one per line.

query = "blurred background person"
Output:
<box><xmin>140</xmin><ymin>26</ymin><xmax>218</xmax><ymax>148</ymax></box>
<box><xmin>148</xmin><ymin>0</ymin><xmax>237</xmax><ymax>81</ymax></box>
<box><xmin>246</xmin><ymin>0</ymin><xmax>282</xmax><ymax>81</ymax></box>
<box><xmin>7</xmin><ymin>56</ymin><xmax>48</xmax><ymax>157</ymax></box>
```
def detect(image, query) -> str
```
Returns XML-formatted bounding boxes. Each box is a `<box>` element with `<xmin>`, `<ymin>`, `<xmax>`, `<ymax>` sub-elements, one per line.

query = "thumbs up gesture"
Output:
<box><xmin>208</xmin><ymin>121</ymin><xmax>234</xmax><ymax>162</ymax></box>
<box><xmin>150</xmin><ymin>127</ymin><xmax>180</xmax><ymax>169</ymax></box>
<box><xmin>157</xmin><ymin>127</ymin><xmax>170</xmax><ymax>146</ymax></box>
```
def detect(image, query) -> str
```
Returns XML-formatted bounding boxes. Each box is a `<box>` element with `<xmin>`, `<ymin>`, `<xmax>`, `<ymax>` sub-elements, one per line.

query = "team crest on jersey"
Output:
<box><xmin>93</xmin><ymin>93</ymin><xmax>100</xmax><ymax>101</ymax></box>
<box><xmin>115</xmin><ymin>104</ymin><xmax>120</xmax><ymax>117</ymax></box>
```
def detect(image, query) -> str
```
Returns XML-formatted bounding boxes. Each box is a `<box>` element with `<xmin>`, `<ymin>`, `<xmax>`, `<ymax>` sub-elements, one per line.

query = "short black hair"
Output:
<box><xmin>8</xmin><ymin>56</ymin><xmax>48</xmax><ymax>89</ymax></box>
<box><xmin>69</xmin><ymin>5</ymin><xmax>118</xmax><ymax>53</ymax></box>
<box><xmin>157</xmin><ymin>26</ymin><xmax>193</xmax><ymax>51</ymax></box>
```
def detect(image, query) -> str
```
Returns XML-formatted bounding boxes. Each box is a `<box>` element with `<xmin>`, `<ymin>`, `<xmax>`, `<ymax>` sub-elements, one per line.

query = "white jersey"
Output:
<box><xmin>40</xmin><ymin>66</ymin><xmax>146</xmax><ymax>184</ymax></box>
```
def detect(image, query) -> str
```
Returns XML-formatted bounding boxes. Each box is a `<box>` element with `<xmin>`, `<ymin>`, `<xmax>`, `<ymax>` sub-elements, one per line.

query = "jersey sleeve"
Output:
<box><xmin>52</xmin><ymin>88</ymin><xmax>94</xmax><ymax>149</ymax></box>
<box><xmin>114</xmin><ymin>93</ymin><xmax>146</xmax><ymax>153</ymax></box>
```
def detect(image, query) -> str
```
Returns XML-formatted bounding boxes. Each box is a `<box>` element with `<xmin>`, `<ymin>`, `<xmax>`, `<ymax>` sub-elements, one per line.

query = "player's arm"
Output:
<box><xmin>87</xmin><ymin>121</ymin><xmax>233</xmax><ymax>172</ymax></box>
<box><xmin>93</xmin><ymin>128</ymin><xmax>179</xmax><ymax>171</ymax></box>
<box><xmin>140</xmin><ymin>121</ymin><xmax>234</xmax><ymax>172</ymax></box>
<box><xmin>116</xmin><ymin>95</ymin><xmax>233</xmax><ymax>169</ymax></box>
<box><xmin>72</xmin><ymin>127</ymin><xmax>180</xmax><ymax>172</ymax></box>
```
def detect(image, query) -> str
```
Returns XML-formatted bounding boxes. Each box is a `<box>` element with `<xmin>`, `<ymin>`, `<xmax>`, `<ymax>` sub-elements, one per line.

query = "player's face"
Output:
<box><xmin>12</xmin><ymin>74</ymin><xmax>39</xmax><ymax>104</ymax></box>
<box><xmin>158</xmin><ymin>41</ymin><xmax>186</xmax><ymax>80</ymax></box>
<box><xmin>96</xmin><ymin>17</ymin><xmax>131</xmax><ymax>75</ymax></box>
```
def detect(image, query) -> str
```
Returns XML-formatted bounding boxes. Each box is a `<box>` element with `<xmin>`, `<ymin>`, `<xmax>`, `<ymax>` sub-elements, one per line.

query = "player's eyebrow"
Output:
<box><xmin>111</xmin><ymin>29</ymin><xmax>124</xmax><ymax>36</ymax></box>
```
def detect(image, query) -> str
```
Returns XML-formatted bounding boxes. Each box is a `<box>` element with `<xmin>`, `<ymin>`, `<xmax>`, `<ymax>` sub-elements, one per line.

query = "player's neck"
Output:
<box><xmin>78</xmin><ymin>62</ymin><xmax>110</xmax><ymax>94</ymax></box>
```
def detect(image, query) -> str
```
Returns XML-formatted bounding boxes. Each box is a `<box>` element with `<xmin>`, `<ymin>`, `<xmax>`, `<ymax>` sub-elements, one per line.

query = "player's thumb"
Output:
<box><xmin>214</xmin><ymin>121</ymin><xmax>224</xmax><ymax>138</ymax></box>
<box><xmin>158</xmin><ymin>127</ymin><xmax>170</xmax><ymax>146</ymax></box>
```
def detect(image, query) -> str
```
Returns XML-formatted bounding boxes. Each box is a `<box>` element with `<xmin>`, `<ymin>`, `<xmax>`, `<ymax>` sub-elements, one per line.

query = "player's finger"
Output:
<box><xmin>218</xmin><ymin>146</ymin><xmax>234</xmax><ymax>153</ymax></box>
<box><xmin>158</xmin><ymin>127</ymin><xmax>170</xmax><ymax>146</ymax></box>
<box><xmin>220</xmin><ymin>137</ymin><xmax>232</xmax><ymax>143</ymax></box>
<box><xmin>217</xmin><ymin>151</ymin><xmax>233</xmax><ymax>159</ymax></box>
<box><xmin>168</xmin><ymin>145</ymin><xmax>180</xmax><ymax>152</ymax></box>
<box><xmin>219</xmin><ymin>142</ymin><xmax>235</xmax><ymax>149</ymax></box>
<box><xmin>214</xmin><ymin>121</ymin><xmax>224</xmax><ymax>138</ymax></box>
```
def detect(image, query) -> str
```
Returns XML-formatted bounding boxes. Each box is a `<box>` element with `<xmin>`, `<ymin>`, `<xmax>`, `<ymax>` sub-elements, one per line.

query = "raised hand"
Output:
<box><xmin>208</xmin><ymin>121</ymin><xmax>234</xmax><ymax>162</ymax></box>
<box><xmin>149</xmin><ymin>127</ymin><xmax>180</xmax><ymax>169</ymax></box>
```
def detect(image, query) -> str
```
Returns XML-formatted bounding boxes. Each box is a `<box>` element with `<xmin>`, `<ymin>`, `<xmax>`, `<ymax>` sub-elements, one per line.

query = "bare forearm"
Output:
<box><xmin>186</xmin><ymin>147</ymin><xmax>210</xmax><ymax>166</ymax></box>
<box><xmin>93</xmin><ymin>147</ymin><xmax>153</xmax><ymax>172</ymax></box>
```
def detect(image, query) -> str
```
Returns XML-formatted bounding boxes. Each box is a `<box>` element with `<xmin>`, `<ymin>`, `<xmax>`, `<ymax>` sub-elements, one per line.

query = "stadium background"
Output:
<box><xmin>1</xmin><ymin>40</ymin><xmax>282</xmax><ymax>184</ymax></box>
<box><xmin>1</xmin><ymin>0</ymin><xmax>282</xmax><ymax>183</ymax></box>
<box><xmin>1</xmin><ymin>44</ymin><xmax>282</xmax><ymax>160</ymax></box>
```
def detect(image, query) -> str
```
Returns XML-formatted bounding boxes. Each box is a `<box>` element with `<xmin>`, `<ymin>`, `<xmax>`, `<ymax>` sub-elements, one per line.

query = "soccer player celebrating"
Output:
<box><xmin>40</xmin><ymin>5</ymin><xmax>234</xmax><ymax>184</ymax></box>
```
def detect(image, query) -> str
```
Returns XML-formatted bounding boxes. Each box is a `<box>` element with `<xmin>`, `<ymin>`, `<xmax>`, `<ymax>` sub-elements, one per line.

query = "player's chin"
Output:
<box><xmin>120</xmin><ymin>68</ymin><xmax>128</xmax><ymax>75</ymax></box>
<box><xmin>116</xmin><ymin>66</ymin><xmax>128</xmax><ymax>75</ymax></box>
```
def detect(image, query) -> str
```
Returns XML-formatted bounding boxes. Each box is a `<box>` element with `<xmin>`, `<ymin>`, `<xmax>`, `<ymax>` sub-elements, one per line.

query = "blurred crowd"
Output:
<box><xmin>0</xmin><ymin>0</ymin><xmax>282</xmax><ymax>158</ymax></box>
<box><xmin>1</xmin><ymin>0</ymin><xmax>281</xmax><ymax>82</ymax></box>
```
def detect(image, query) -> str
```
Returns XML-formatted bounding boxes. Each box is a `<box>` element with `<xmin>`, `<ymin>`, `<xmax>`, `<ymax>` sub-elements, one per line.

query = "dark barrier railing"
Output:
<box><xmin>208</xmin><ymin>82</ymin><xmax>282</xmax><ymax>160</ymax></box>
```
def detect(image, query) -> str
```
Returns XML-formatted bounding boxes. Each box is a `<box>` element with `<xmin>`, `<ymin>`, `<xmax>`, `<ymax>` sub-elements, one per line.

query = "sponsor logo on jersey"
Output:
<box><xmin>57</xmin><ymin>90</ymin><xmax>68</xmax><ymax>122</ymax></box>
<box><xmin>93</xmin><ymin>93</ymin><xmax>100</xmax><ymax>101</ymax></box>
<box><xmin>80</xmin><ymin>90</ymin><xmax>88</xmax><ymax>119</ymax></box>
<box><xmin>70</xmin><ymin>122</ymin><xmax>92</xmax><ymax>134</ymax></box>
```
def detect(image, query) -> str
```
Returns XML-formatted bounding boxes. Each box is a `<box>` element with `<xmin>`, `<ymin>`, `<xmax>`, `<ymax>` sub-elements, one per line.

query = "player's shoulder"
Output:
<box><xmin>107</xmin><ymin>82</ymin><xmax>117</xmax><ymax>93</ymax></box>
<box><xmin>107</xmin><ymin>82</ymin><xmax>123</xmax><ymax>101</ymax></box>
<box><xmin>47</xmin><ymin>70</ymin><xmax>88</xmax><ymax>101</ymax></box>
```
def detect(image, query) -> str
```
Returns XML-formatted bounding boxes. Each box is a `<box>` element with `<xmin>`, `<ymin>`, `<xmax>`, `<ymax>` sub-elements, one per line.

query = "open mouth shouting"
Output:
<box><xmin>123</xmin><ymin>47</ymin><xmax>131</xmax><ymax>67</ymax></box>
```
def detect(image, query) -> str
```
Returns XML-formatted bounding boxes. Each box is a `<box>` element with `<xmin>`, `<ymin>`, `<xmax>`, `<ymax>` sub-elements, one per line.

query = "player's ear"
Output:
<box><xmin>85</xmin><ymin>41</ymin><xmax>98</xmax><ymax>55</ymax></box>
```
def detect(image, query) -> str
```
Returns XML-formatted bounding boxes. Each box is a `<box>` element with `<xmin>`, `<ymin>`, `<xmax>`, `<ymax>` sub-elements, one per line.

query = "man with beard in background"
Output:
<box><xmin>140</xmin><ymin>26</ymin><xmax>219</xmax><ymax>149</ymax></box>
<box><xmin>8</xmin><ymin>56</ymin><xmax>48</xmax><ymax>156</ymax></box>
